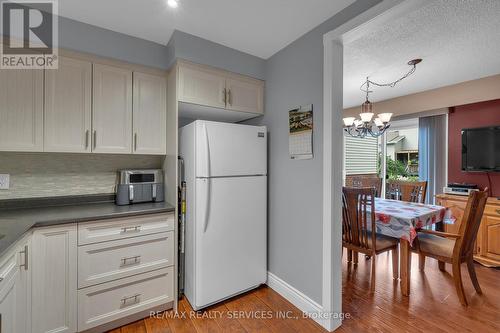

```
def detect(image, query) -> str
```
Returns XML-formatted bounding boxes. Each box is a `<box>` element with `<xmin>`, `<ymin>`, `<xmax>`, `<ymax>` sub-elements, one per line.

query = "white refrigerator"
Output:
<box><xmin>180</xmin><ymin>120</ymin><xmax>267</xmax><ymax>310</ymax></box>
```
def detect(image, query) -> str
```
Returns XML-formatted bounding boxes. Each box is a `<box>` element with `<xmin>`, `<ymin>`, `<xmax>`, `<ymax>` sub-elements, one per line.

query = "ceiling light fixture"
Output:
<box><xmin>343</xmin><ymin>59</ymin><xmax>422</xmax><ymax>138</ymax></box>
<box><xmin>167</xmin><ymin>0</ymin><xmax>178</xmax><ymax>8</ymax></box>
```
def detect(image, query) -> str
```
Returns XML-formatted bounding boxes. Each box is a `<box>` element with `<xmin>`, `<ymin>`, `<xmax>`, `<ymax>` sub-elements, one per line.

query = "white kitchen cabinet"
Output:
<box><xmin>44</xmin><ymin>56</ymin><xmax>92</xmax><ymax>153</ymax></box>
<box><xmin>226</xmin><ymin>76</ymin><xmax>264</xmax><ymax>114</ymax></box>
<box><xmin>133</xmin><ymin>72</ymin><xmax>167</xmax><ymax>154</ymax></box>
<box><xmin>92</xmin><ymin>63</ymin><xmax>133</xmax><ymax>154</ymax></box>
<box><xmin>32</xmin><ymin>225</ymin><xmax>77</xmax><ymax>333</ymax></box>
<box><xmin>0</xmin><ymin>234</ymin><xmax>31</xmax><ymax>333</ymax></box>
<box><xmin>0</xmin><ymin>69</ymin><xmax>44</xmax><ymax>151</ymax></box>
<box><xmin>178</xmin><ymin>63</ymin><xmax>227</xmax><ymax>109</ymax></box>
<box><xmin>176</xmin><ymin>61</ymin><xmax>264</xmax><ymax>117</ymax></box>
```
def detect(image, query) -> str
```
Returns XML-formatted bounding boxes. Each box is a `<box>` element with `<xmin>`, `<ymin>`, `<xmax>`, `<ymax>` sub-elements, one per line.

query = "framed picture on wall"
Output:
<box><xmin>289</xmin><ymin>104</ymin><xmax>313</xmax><ymax>160</ymax></box>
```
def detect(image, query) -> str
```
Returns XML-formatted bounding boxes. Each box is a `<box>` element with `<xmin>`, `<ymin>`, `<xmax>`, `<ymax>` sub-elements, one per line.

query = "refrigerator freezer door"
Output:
<box><xmin>195</xmin><ymin>121</ymin><xmax>267</xmax><ymax>178</ymax></box>
<box><xmin>192</xmin><ymin>175</ymin><xmax>267</xmax><ymax>309</ymax></box>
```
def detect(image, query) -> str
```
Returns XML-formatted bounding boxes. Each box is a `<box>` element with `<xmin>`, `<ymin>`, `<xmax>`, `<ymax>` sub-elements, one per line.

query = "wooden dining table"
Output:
<box><xmin>371</xmin><ymin>198</ymin><xmax>451</xmax><ymax>296</ymax></box>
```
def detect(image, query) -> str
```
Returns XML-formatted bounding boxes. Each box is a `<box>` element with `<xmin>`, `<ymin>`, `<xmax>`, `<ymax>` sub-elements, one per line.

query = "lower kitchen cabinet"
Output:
<box><xmin>32</xmin><ymin>225</ymin><xmax>78</xmax><ymax>333</ymax></box>
<box><xmin>78</xmin><ymin>266</ymin><xmax>174</xmax><ymax>331</ymax></box>
<box><xmin>0</xmin><ymin>234</ymin><xmax>32</xmax><ymax>333</ymax></box>
<box><xmin>0</xmin><ymin>212</ymin><xmax>175</xmax><ymax>333</ymax></box>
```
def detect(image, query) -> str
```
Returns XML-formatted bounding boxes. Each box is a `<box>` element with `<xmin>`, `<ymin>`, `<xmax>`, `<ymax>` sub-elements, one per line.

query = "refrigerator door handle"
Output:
<box><xmin>202</xmin><ymin>123</ymin><xmax>211</xmax><ymax>178</ymax></box>
<box><xmin>203</xmin><ymin>178</ymin><xmax>211</xmax><ymax>232</ymax></box>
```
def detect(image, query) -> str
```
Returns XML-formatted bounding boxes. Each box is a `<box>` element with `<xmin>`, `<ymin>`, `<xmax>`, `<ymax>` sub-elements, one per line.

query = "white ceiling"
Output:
<box><xmin>343</xmin><ymin>0</ymin><xmax>500</xmax><ymax>108</ymax></box>
<box><xmin>58</xmin><ymin>0</ymin><xmax>354</xmax><ymax>59</ymax></box>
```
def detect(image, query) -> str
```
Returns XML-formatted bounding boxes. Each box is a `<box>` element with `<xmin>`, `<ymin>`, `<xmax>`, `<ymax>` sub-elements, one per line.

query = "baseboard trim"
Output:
<box><xmin>266</xmin><ymin>272</ymin><xmax>334</xmax><ymax>330</ymax></box>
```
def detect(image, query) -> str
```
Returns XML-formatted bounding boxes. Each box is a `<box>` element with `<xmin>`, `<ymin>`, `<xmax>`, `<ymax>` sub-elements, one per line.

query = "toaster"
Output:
<box><xmin>116</xmin><ymin>169</ymin><xmax>165</xmax><ymax>205</ymax></box>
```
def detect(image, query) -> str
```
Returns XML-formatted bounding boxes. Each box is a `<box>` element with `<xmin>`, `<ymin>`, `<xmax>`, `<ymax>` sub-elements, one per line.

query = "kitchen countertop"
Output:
<box><xmin>0</xmin><ymin>195</ymin><xmax>175</xmax><ymax>256</ymax></box>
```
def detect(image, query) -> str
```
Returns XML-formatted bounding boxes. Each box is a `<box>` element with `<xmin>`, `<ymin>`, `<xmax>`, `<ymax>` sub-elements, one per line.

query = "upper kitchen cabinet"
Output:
<box><xmin>178</xmin><ymin>63</ymin><xmax>226</xmax><ymax>109</ymax></box>
<box><xmin>44</xmin><ymin>56</ymin><xmax>92</xmax><ymax>153</ymax></box>
<box><xmin>226</xmin><ymin>76</ymin><xmax>264</xmax><ymax>114</ymax></box>
<box><xmin>0</xmin><ymin>69</ymin><xmax>43</xmax><ymax>151</ymax></box>
<box><xmin>176</xmin><ymin>60</ymin><xmax>265</xmax><ymax>121</ymax></box>
<box><xmin>92</xmin><ymin>63</ymin><xmax>133</xmax><ymax>154</ymax></box>
<box><xmin>133</xmin><ymin>72</ymin><xmax>167</xmax><ymax>155</ymax></box>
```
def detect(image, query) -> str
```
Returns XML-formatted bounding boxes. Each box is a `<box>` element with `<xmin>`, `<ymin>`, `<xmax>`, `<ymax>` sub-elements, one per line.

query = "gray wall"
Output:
<box><xmin>167</xmin><ymin>30</ymin><xmax>265</xmax><ymax>80</ymax></box>
<box><xmin>58</xmin><ymin>16</ymin><xmax>173</xmax><ymax>69</ymax></box>
<box><xmin>247</xmin><ymin>0</ymin><xmax>382</xmax><ymax>303</ymax></box>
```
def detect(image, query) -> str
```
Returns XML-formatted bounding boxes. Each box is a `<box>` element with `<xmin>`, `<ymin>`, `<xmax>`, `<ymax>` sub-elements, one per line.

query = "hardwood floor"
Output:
<box><xmin>112</xmin><ymin>251</ymin><xmax>500</xmax><ymax>332</ymax></box>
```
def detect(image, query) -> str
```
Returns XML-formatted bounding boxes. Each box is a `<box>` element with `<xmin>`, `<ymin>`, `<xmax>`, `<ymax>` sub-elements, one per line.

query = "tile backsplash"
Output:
<box><xmin>0</xmin><ymin>152</ymin><xmax>163</xmax><ymax>200</ymax></box>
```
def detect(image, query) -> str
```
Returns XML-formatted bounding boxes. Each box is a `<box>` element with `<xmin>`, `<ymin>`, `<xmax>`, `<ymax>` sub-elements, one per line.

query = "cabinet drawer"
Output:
<box><xmin>78</xmin><ymin>213</ymin><xmax>174</xmax><ymax>245</ymax></box>
<box><xmin>78</xmin><ymin>231</ymin><xmax>174</xmax><ymax>288</ymax></box>
<box><xmin>484</xmin><ymin>205</ymin><xmax>500</xmax><ymax>217</ymax></box>
<box><xmin>78</xmin><ymin>267</ymin><xmax>174</xmax><ymax>331</ymax></box>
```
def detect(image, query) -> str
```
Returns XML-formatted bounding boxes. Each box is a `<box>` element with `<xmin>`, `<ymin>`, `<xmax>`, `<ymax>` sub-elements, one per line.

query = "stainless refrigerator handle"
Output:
<box><xmin>203</xmin><ymin>178</ymin><xmax>211</xmax><ymax>233</ymax></box>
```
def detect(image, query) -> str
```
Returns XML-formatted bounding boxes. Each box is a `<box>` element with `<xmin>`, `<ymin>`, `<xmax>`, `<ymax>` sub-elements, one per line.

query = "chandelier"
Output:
<box><xmin>343</xmin><ymin>59</ymin><xmax>422</xmax><ymax>138</ymax></box>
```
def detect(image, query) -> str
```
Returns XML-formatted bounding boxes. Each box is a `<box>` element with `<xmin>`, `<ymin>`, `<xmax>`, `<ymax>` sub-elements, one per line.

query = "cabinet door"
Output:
<box><xmin>0</xmin><ymin>69</ymin><xmax>43</xmax><ymax>151</ymax></box>
<box><xmin>32</xmin><ymin>225</ymin><xmax>77</xmax><ymax>333</ymax></box>
<box><xmin>178</xmin><ymin>65</ymin><xmax>226</xmax><ymax>109</ymax></box>
<box><xmin>0</xmin><ymin>251</ymin><xmax>19</xmax><ymax>333</ymax></box>
<box><xmin>44</xmin><ymin>56</ymin><xmax>92</xmax><ymax>152</ymax></box>
<box><xmin>93</xmin><ymin>63</ymin><xmax>133</xmax><ymax>153</ymax></box>
<box><xmin>0</xmin><ymin>272</ymin><xmax>18</xmax><ymax>333</ymax></box>
<box><xmin>443</xmin><ymin>200</ymin><xmax>466</xmax><ymax>235</ymax></box>
<box><xmin>15</xmin><ymin>236</ymin><xmax>31</xmax><ymax>333</ymax></box>
<box><xmin>226</xmin><ymin>77</ymin><xmax>264</xmax><ymax>114</ymax></box>
<box><xmin>482</xmin><ymin>215</ymin><xmax>500</xmax><ymax>262</ymax></box>
<box><xmin>133</xmin><ymin>72</ymin><xmax>167</xmax><ymax>154</ymax></box>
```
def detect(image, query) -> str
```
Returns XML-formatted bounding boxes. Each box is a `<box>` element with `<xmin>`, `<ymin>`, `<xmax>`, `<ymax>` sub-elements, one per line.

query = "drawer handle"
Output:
<box><xmin>121</xmin><ymin>293</ymin><xmax>141</xmax><ymax>307</ymax></box>
<box><xmin>120</xmin><ymin>255</ymin><xmax>141</xmax><ymax>267</ymax></box>
<box><xmin>121</xmin><ymin>226</ymin><xmax>141</xmax><ymax>233</ymax></box>
<box><xmin>496</xmin><ymin>209</ymin><xmax>500</xmax><ymax>215</ymax></box>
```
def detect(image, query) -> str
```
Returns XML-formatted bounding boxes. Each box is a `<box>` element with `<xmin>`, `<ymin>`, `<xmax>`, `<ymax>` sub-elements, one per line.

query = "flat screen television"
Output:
<box><xmin>462</xmin><ymin>126</ymin><xmax>500</xmax><ymax>172</ymax></box>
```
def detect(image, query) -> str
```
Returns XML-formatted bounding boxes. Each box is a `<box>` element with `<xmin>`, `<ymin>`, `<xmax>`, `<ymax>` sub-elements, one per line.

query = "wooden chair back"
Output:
<box><xmin>345</xmin><ymin>175</ymin><xmax>383</xmax><ymax>198</ymax></box>
<box><xmin>342</xmin><ymin>187</ymin><xmax>377</xmax><ymax>253</ymax></box>
<box><xmin>386</xmin><ymin>180</ymin><xmax>428</xmax><ymax>203</ymax></box>
<box><xmin>456</xmin><ymin>189</ymin><xmax>489</xmax><ymax>259</ymax></box>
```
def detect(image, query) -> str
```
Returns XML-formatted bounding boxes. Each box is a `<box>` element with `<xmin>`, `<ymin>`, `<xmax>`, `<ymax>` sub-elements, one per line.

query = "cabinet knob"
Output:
<box><xmin>496</xmin><ymin>209</ymin><xmax>500</xmax><ymax>215</ymax></box>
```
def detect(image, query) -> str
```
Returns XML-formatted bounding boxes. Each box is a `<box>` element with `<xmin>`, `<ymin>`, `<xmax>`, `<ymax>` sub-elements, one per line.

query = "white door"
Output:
<box><xmin>178</xmin><ymin>64</ymin><xmax>226</xmax><ymax>109</ymax></box>
<box><xmin>226</xmin><ymin>77</ymin><xmax>264</xmax><ymax>114</ymax></box>
<box><xmin>44</xmin><ymin>56</ymin><xmax>92</xmax><ymax>153</ymax></box>
<box><xmin>195</xmin><ymin>121</ymin><xmax>267</xmax><ymax>177</ymax></box>
<box><xmin>0</xmin><ymin>69</ymin><xmax>43</xmax><ymax>151</ymax></box>
<box><xmin>133</xmin><ymin>72</ymin><xmax>167</xmax><ymax>154</ymax></box>
<box><xmin>32</xmin><ymin>225</ymin><xmax>77</xmax><ymax>333</ymax></box>
<box><xmin>193</xmin><ymin>176</ymin><xmax>267</xmax><ymax>309</ymax></box>
<box><xmin>93</xmin><ymin>63</ymin><xmax>133</xmax><ymax>153</ymax></box>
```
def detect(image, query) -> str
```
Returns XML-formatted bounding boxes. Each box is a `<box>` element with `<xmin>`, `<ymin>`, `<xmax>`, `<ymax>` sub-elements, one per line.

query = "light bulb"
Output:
<box><xmin>360</xmin><ymin>112</ymin><xmax>374</xmax><ymax>123</ymax></box>
<box><xmin>378</xmin><ymin>113</ymin><xmax>393</xmax><ymax>123</ymax></box>
<box><xmin>343</xmin><ymin>117</ymin><xmax>355</xmax><ymax>126</ymax></box>
<box><xmin>353</xmin><ymin>120</ymin><xmax>363</xmax><ymax>128</ymax></box>
<box><xmin>167</xmin><ymin>0</ymin><xmax>178</xmax><ymax>8</ymax></box>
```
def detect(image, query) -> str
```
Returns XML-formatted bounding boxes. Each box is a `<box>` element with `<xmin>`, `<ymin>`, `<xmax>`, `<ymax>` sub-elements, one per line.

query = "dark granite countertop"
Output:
<box><xmin>0</xmin><ymin>195</ymin><xmax>175</xmax><ymax>256</ymax></box>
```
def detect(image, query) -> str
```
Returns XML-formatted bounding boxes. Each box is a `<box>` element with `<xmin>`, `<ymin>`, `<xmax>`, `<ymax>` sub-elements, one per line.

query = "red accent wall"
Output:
<box><xmin>448</xmin><ymin>99</ymin><xmax>500</xmax><ymax>197</ymax></box>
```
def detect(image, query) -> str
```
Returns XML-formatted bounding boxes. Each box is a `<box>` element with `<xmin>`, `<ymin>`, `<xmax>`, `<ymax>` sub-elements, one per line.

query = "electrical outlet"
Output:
<box><xmin>0</xmin><ymin>174</ymin><xmax>10</xmax><ymax>190</ymax></box>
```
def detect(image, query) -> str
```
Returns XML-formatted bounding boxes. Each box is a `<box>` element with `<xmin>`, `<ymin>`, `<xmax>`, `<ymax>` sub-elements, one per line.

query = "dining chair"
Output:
<box><xmin>342</xmin><ymin>187</ymin><xmax>399</xmax><ymax>292</ymax></box>
<box><xmin>345</xmin><ymin>175</ymin><xmax>383</xmax><ymax>198</ymax></box>
<box><xmin>386</xmin><ymin>180</ymin><xmax>428</xmax><ymax>203</ymax></box>
<box><xmin>416</xmin><ymin>189</ymin><xmax>488</xmax><ymax>306</ymax></box>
